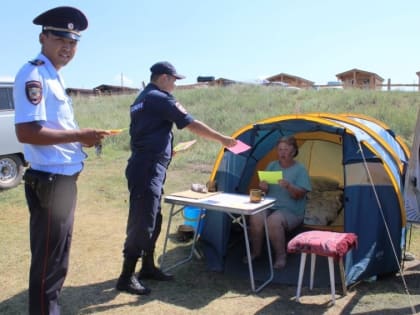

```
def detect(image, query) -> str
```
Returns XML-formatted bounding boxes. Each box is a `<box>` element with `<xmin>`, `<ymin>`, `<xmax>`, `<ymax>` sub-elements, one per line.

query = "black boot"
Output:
<box><xmin>116</xmin><ymin>257</ymin><xmax>151</xmax><ymax>295</ymax></box>
<box><xmin>138</xmin><ymin>251</ymin><xmax>174</xmax><ymax>281</ymax></box>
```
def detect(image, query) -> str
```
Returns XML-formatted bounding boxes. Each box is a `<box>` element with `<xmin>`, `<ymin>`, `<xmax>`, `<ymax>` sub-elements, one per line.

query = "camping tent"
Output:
<box><xmin>199</xmin><ymin>113</ymin><xmax>410</xmax><ymax>285</ymax></box>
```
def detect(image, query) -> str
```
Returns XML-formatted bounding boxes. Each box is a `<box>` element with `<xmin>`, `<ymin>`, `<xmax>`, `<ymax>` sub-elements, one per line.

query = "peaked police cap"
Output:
<box><xmin>33</xmin><ymin>6</ymin><xmax>88</xmax><ymax>41</ymax></box>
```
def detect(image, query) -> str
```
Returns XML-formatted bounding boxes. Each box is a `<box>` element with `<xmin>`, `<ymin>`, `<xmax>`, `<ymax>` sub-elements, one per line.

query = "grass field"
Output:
<box><xmin>1</xmin><ymin>86</ymin><xmax>420</xmax><ymax>314</ymax></box>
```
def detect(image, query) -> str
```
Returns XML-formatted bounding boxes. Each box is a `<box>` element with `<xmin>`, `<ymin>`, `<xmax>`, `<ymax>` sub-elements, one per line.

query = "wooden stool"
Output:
<box><xmin>287</xmin><ymin>230</ymin><xmax>357</xmax><ymax>304</ymax></box>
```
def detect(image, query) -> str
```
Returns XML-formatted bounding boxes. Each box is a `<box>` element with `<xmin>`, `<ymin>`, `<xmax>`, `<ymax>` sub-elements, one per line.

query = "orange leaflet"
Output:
<box><xmin>173</xmin><ymin>139</ymin><xmax>197</xmax><ymax>152</ymax></box>
<box><xmin>107</xmin><ymin>129</ymin><xmax>124</xmax><ymax>135</ymax></box>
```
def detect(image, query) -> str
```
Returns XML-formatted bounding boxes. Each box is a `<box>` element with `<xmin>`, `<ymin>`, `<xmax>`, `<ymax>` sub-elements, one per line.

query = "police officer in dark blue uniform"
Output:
<box><xmin>14</xmin><ymin>6</ymin><xmax>110</xmax><ymax>314</ymax></box>
<box><xmin>116</xmin><ymin>61</ymin><xmax>237</xmax><ymax>295</ymax></box>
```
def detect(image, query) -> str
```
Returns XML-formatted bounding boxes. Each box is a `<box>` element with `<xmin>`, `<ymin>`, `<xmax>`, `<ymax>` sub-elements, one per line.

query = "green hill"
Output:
<box><xmin>74</xmin><ymin>85</ymin><xmax>420</xmax><ymax>168</ymax></box>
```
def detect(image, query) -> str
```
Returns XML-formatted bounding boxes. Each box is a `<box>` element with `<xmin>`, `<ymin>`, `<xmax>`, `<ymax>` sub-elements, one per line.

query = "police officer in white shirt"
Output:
<box><xmin>13</xmin><ymin>6</ymin><xmax>109</xmax><ymax>315</ymax></box>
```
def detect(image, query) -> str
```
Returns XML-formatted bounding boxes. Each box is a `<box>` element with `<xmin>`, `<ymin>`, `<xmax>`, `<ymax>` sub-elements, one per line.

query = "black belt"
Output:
<box><xmin>24</xmin><ymin>168</ymin><xmax>80</xmax><ymax>183</ymax></box>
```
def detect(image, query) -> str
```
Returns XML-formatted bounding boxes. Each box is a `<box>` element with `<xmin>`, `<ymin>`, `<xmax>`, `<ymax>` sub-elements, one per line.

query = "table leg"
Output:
<box><xmin>241</xmin><ymin>213</ymin><xmax>274</xmax><ymax>293</ymax></box>
<box><xmin>242</xmin><ymin>214</ymin><xmax>255</xmax><ymax>291</ymax></box>
<box><xmin>261</xmin><ymin>214</ymin><xmax>274</xmax><ymax>289</ymax></box>
<box><xmin>159</xmin><ymin>204</ymin><xmax>175</xmax><ymax>268</ymax></box>
<box><xmin>159</xmin><ymin>205</ymin><xmax>203</xmax><ymax>272</ymax></box>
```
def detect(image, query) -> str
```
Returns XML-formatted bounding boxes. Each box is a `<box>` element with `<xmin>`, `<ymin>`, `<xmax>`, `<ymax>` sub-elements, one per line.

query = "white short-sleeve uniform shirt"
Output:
<box><xmin>14</xmin><ymin>53</ymin><xmax>86</xmax><ymax>175</ymax></box>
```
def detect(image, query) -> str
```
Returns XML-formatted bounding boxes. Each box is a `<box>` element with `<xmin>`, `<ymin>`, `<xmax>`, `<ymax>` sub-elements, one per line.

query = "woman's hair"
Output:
<box><xmin>276</xmin><ymin>135</ymin><xmax>299</xmax><ymax>157</ymax></box>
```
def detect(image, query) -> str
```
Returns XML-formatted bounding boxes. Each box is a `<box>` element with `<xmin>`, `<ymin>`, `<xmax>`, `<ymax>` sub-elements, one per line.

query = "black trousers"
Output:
<box><xmin>24</xmin><ymin>169</ymin><xmax>78</xmax><ymax>315</ymax></box>
<box><xmin>123</xmin><ymin>155</ymin><xmax>168</xmax><ymax>259</ymax></box>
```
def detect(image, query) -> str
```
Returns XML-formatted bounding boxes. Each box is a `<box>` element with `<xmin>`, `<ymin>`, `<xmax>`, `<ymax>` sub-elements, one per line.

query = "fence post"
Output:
<box><xmin>417</xmin><ymin>71</ymin><xmax>420</xmax><ymax>91</ymax></box>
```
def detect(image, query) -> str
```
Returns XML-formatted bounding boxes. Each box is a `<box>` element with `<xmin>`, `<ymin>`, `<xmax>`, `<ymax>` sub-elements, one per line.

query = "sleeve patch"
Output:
<box><xmin>175</xmin><ymin>101</ymin><xmax>187</xmax><ymax>114</ymax></box>
<box><xmin>25</xmin><ymin>81</ymin><xmax>42</xmax><ymax>105</ymax></box>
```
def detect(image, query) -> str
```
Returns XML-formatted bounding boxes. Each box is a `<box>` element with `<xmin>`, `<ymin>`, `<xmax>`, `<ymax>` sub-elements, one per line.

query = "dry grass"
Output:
<box><xmin>1</xmin><ymin>148</ymin><xmax>420</xmax><ymax>314</ymax></box>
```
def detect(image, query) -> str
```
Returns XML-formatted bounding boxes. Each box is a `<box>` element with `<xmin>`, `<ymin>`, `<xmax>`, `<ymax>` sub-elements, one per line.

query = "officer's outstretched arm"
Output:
<box><xmin>185</xmin><ymin>120</ymin><xmax>236</xmax><ymax>148</ymax></box>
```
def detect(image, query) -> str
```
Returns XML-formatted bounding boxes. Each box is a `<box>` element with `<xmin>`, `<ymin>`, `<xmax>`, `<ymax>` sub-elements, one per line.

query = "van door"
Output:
<box><xmin>0</xmin><ymin>82</ymin><xmax>26</xmax><ymax>189</ymax></box>
<box><xmin>403</xmin><ymin>109</ymin><xmax>420</xmax><ymax>223</ymax></box>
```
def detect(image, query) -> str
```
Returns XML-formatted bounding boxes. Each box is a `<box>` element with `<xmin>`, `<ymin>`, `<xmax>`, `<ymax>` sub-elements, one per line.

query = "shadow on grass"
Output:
<box><xmin>0</xmin><ymin>242</ymin><xmax>239</xmax><ymax>314</ymax></box>
<box><xmin>0</xmin><ymin>271</ymin><xmax>232</xmax><ymax>314</ymax></box>
<box><xmin>1</xmin><ymin>271</ymin><xmax>419</xmax><ymax>315</ymax></box>
<box><xmin>1</xmin><ymin>247</ymin><xmax>419</xmax><ymax>314</ymax></box>
<box><xmin>255</xmin><ymin>261</ymin><xmax>420</xmax><ymax>315</ymax></box>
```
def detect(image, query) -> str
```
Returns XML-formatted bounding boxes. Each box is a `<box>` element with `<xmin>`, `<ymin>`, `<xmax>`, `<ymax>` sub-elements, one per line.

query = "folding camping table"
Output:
<box><xmin>161</xmin><ymin>191</ymin><xmax>276</xmax><ymax>293</ymax></box>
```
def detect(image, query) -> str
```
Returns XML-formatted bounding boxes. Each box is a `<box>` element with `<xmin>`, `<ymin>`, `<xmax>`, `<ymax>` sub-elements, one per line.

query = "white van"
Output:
<box><xmin>0</xmin><ymin>81</ymin><xmax>26</xmax><ymax>189</ymax></box>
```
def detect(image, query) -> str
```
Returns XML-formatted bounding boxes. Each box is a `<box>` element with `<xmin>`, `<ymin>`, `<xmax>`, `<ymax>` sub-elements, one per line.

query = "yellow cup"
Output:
<box><xmin>250</xmin><ymin>189</ymin><xmax>264</xmax><ymax>203</ymax></box>
<box><xmin>206</xmin><ymin>180</ymin><xmax>217</xmax><ymax>192</ymax></box>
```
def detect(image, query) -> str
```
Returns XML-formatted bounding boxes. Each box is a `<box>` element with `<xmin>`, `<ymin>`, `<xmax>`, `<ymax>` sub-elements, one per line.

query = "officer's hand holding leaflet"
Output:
<box><xmin>185</xmin><ymin>120</ymin><xmax>237</xmax><ymax>148</ymax></box>
<box><xmin>77</xmin><ymin>128</ymin><xmax>110</xmax><ymax>147</ymax></box>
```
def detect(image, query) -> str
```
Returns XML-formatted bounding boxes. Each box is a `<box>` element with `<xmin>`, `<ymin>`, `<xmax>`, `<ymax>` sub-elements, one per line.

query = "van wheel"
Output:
<box><xmin>0</xmin><ymin>155</ymin><xmax>24</xmax><ymax>189</ymax></box>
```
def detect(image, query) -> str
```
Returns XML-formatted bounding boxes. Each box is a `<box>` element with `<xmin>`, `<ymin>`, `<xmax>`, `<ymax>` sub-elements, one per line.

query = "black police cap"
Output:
<box><xmin>150</xmin><ymin>61</ymin><xmax>185</xmax><ymax>80</ymax></box>
<box><xmin>33</xmin><ymin>6</ymin><xmax>88</xmax><ymax>41</ymax></box>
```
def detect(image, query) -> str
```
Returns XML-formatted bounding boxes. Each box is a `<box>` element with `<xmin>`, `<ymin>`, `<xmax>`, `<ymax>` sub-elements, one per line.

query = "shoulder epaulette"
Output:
<box><xmin>28</xmin><ymin>59</ymin><xmax>45</xmax><ymax>66</ymax></box>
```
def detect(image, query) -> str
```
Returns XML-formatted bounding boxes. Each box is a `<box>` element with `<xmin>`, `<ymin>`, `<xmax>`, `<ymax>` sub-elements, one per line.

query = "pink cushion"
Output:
<box><xmin>287</xmin><ymin>231</ymin><xmax>358</xmax><ymax>258</ymax></box>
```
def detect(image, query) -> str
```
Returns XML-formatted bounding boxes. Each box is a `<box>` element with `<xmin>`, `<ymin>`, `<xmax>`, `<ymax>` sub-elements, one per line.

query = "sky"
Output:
<box><xmin>2</xmin><ymin>0</ymin><xmax>420</xmax><ymax>89</ymax></box>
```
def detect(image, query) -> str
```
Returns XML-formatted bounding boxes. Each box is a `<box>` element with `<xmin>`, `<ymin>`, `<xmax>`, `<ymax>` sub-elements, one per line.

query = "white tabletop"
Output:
<box><xmin>164</xmin><ymin>192</ymin><xmax>276</xmax><ymax>215</ymax></box>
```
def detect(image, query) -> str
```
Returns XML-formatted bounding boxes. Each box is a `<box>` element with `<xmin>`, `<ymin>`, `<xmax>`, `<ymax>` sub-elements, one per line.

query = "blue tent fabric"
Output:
<box><xmin>345</xmin><ymin>185</ymin><xmax>401</xmax><ymax>283</ymax></box>
<box><xmin>199</xmin><ymin>211</ymin><xmax>231</xmax><ymax>272</ymax></box>
<box><xmin>200</xmin><ymin>113</ymin><xmax>409</xmax><ymax>285</ymax></box>
<box><xmin>199</xmin><ymin>151</ymin><xmax>242</xmax><ymax>271</ymax></box>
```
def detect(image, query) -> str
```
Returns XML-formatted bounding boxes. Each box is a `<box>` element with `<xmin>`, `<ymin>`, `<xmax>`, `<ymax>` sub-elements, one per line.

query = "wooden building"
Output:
<box><xmin>178</xmin><ymin>78</ymin><xmax>236</xmax><ymax>88</ymax></box>
<box><xmin>175</xmin><ymin>82</ymin><xmax>209</xmax><ymax>90</ymax></box>
<box><xmin>67</xmin><ymin>85</ymin><xmax>140</xmax><ymax>96</ymax></box>
<box><xmin>66</xmin><ymin>88</ymin><xmax>97</xmax><ymax>97</ymax></box>
<box><xmin>265</xmin><ymin>73</ymin><xmax>314</xmax><ymax>89</ymax></box>
<box><xmin>209</xmin><ymin>77</ymin><xmax>237</xmax><ymax>86</ymax></box>
<box><xmin>335</xmin><ymin>68</ymin><xmax>384</xmax><ymax>90</ymax></box>
<box><xmin>94</xmin><ymin>84</ymin><xmax>139</xmax><ymax>95</ymax></box>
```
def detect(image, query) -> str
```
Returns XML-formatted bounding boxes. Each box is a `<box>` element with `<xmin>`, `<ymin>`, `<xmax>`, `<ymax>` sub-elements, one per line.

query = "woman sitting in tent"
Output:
<box><xmin>247</xmin><ymin>135</ymin><xmax>312</xmax><ymax>269</ymax></box>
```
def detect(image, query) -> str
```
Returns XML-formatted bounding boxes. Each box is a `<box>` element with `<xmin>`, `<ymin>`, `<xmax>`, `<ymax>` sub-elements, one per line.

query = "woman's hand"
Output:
<box><xmin>279</xmin><ymin>179</ymin><xmax>290</xmax><ymax>189</ymax></box>
<box><xmin>259</xmin><ymin>181</ymin><xmax>269</xmax><ymax>191</ymax></box>
<box><xmin>279</xmin><ymin>179</ymin><xmax>306</xmax><ymax>199</ymax></box>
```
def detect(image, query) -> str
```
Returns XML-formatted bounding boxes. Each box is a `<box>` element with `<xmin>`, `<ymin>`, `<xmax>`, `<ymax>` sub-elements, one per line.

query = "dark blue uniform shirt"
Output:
<box><xmin>129</xmin><ymin>83</ymin><xmax>194</xmax><ymax>163</ymax></box>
